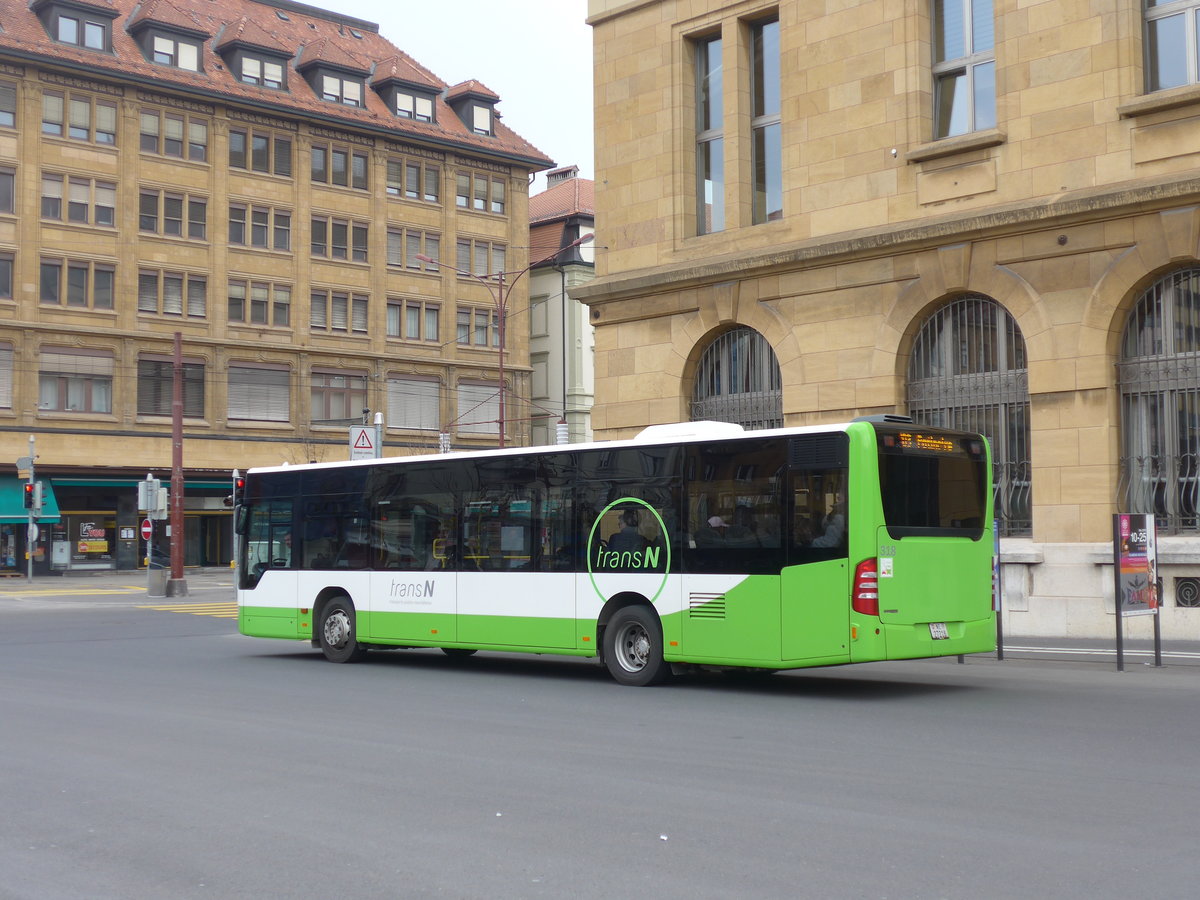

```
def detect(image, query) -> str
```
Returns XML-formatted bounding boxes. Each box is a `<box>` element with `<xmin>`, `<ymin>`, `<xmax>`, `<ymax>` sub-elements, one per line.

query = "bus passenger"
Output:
<box><xmin>810</xmin><ymin>498</ymin><xmax>846</xmax><ymax>548</ymax></box>
<box><xmin>607</xmin><ymin>509</ymin><xmax>647</xmax><ymax>553</ymax></box>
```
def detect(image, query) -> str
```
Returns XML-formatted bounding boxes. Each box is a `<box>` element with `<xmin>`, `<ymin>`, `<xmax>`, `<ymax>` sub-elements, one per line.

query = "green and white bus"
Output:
<box><xmin>235</xmin><ymin>417</ymin><xmax>995</xmax><ymax>685</ymax></box>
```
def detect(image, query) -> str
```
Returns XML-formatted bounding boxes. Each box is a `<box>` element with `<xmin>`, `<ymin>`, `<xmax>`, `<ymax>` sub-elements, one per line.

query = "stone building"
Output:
<box><xmin>528</xmin><ymin>165</ymin><xmax>595</xmax><ymax>447</ymax></box>
<box><xmin>578</xmin><ymin>0</ymin><xmax>1200</xmax><ymax>638</ymax></box>
<box><xmin>0</xmin><ymin>0</ymin><xmax>551</xmax><ymax>573</ymax></box>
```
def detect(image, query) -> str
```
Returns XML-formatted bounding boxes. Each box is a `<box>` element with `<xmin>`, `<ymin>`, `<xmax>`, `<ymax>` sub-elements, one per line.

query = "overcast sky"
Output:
<box><xmin>308</xmin><ymin>0</ymin><xmax>595</xmax><ymax>192</ymax></box>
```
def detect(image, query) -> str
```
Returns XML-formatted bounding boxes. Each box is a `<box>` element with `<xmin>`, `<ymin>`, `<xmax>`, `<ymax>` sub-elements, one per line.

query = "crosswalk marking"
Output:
<box><xmin>139</xmin><ymin>602</ymin><xmax>239</xmax><ymax>619</ymax></box>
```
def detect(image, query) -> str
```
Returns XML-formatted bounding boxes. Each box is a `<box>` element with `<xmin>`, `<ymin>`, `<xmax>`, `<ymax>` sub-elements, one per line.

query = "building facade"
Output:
<box><xmin>0</xmin><ymin>0</ymin><xmax>551</xmax><ymax>573</ymax></box>
<box><xmin>528</xmin><ymin>166</ymin><xmax>596</xmax><ymax>446</ymax></box>
<box><xmin>579</xmin><ymin>0</ymin><xmax>1200</xmax><ymax>639</ymax></box>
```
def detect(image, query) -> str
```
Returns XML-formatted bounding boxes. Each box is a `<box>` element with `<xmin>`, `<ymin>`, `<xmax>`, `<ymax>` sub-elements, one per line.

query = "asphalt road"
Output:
<box><xmin>0</xmin><ymin>577</ymin><xmax>1197</xmax><ymax>899</ymax></box>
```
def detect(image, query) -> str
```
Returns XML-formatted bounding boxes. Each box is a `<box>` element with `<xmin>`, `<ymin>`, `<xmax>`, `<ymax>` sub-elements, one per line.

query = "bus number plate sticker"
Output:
<box><xmin>929</xmin><ymin>622</ymin><xmax>949</xmax><ymax>640</ymax></box>
<box><xmin>879</xmin><ymin>557</ymin><xmax>894</xmax><ymax>578</ymax></box>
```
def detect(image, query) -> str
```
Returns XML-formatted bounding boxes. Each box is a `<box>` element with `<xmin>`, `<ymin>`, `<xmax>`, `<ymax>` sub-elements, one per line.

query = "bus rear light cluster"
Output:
<box><xmin>852</xmin><ymin>558</ymin><xmax>879</xmax><ymax>616</ymax></box>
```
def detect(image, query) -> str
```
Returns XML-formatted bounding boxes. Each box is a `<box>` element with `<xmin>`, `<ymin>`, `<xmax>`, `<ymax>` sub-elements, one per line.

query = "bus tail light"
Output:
<box><xmin>853</xmin><ymin>558</ymin><xmax>879</xmax><ymax>616</ymax></box>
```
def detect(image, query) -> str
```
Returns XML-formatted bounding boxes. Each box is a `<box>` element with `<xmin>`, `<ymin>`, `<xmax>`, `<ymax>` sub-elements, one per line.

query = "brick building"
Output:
<box><xmin>578</xmin><ymin>0</ymin><xmax>1200</xmax><ymax>638</ymax></box>
<box><xmin>0</xmin><ymin>0</ymin><xmax>551</xmax><ymax>573</ymax></box>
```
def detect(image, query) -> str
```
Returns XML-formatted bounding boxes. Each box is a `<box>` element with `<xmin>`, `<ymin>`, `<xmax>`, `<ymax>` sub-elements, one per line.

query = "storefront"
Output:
<box><xmin>0</xmin><ymin>476</ymin><xmax>62</xmax><ymax>576</ymax></box>
<box><xmin>48</xmin><ymin>476</ymin><xmax>233</xmax><ymax>573</ymax></box>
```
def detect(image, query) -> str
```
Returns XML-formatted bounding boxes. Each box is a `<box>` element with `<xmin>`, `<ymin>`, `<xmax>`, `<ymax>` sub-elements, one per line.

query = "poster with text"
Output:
<box><xmin>1116</xmin><ymin>513</ymin><xmax>1158</xmax><ymax>617</ymax></box>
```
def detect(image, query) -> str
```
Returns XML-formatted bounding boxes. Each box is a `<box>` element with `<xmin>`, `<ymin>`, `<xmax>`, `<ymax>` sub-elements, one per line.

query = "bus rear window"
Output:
<box><xmin>876</xmin><ymin>428</ymin><xmax>987</xmax><ymax>538</ymax></box>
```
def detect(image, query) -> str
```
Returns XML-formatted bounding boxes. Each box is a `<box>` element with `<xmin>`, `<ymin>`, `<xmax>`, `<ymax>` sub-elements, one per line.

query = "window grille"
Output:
<box><xmin>690</xmin><ymin>327</ymin><xmax>782</xmax><ymax>430</ymax></box>
<box><xmin>1118</xmin><ymin>267</ymin><xmax>1200</xmax><ymax>534</ymax></box>
<box><xmin>907</xmin><ymin>297</ymin><xmax>1031</xmax><ymax>536</ymax></box>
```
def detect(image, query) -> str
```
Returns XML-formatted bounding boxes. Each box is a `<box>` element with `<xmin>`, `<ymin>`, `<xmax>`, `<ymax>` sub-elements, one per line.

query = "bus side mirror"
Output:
<box><xmin>234</xmin><ymin>505</ymin><xmax>249</xmax><ymax>536</ymax></box>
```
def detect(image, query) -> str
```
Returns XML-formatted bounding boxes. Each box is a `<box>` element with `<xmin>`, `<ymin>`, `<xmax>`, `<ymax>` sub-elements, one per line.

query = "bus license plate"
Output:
<box><xmin>929</xmin><ymin>622</ymin><xmax>949</xmax><ymax>640</ymax></box>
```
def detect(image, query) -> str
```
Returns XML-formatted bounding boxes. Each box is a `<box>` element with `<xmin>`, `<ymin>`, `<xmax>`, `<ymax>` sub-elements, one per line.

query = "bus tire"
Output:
<box><xmin>318</xmin><ymin>596</ymin><xmax>367</xmax><ymax>663</ymax></box>
<box><xmin>604</xmin><ymin>605</ymin><xmax>670</xmax><ymax>686</ymax></box>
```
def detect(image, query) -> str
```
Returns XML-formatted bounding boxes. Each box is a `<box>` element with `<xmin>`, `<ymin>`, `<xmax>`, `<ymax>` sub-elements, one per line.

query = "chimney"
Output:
<box><xmin>545</xmin><ymin>165</ymin><xmax>579</xmax><ymax>188</ymax></box>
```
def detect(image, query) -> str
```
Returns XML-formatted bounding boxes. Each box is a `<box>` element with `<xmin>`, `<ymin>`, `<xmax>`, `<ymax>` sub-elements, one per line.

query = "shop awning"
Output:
<box><xmin>0</xmin><ymin>476</ymin><xmax>61</xmax><ymax>524</ymax></box>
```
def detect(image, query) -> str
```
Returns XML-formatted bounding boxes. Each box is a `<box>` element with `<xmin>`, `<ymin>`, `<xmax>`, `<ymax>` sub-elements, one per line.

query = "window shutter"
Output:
<box><xmin>162</xmin><ymin>275</ymin><xmax>183</xmax><ymax>315</ymax></box>
<box><xmin>351</xmin><ymin>295</ymin><xmax>368</xmax><ymax>333</ymax></box>
<box><xmin>331</xmin><ymin>293</ymin><xmax>348</xmax><ymax>331</ymax></box>
<box><xmin>187</xmin><ymin>277</ymin><xmax>206</xmax><ymax>317</ymax></box>
<box><xmin>228</xmin><ymin>366</ymin><xmax>289</xmax><ymax>421</ymax></box>
<box><xmin>310</xmin><ymin>291</ymin><xmax>327</xmax><ymax>329</ymax></box>
<box><xmin>0</xmin><ymin>345</ymin><xmax>12</xmax><ymax>408</ymax></box>
<box><xmin>388</xmin><ymin>377</ymin><xmax>439</xmax><ymax>430</ymax></box>
<box><xmin>138</xmin><ymin>273</ymin><xmax>158</xmax><ymax>312</ymax></box>
<box><xmin>457</xmin><ymin>383</ymin><xmax>499</xmax><ymax>434</ymax></box>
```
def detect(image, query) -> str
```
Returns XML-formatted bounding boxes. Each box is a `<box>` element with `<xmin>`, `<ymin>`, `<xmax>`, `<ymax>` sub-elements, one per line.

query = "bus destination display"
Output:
<box><xmin>883</xmin><ymin>432</ymin><xmax>958</xmax><ymax>454</ymax></box>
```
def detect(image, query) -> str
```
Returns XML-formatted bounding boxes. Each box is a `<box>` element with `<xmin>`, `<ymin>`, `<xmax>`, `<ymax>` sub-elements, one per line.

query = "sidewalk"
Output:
<box><xmin>0</xmin><ymin>566</ymin><xmax>235</xmax><ymax>592</ymax></box>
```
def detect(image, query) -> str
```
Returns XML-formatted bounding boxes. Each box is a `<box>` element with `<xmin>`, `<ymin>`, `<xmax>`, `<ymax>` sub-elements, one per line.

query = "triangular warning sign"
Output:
<box><xmin>353</xmin><ymin>430</ymin><xmax>373</xmax><ymax>449</ymax></box>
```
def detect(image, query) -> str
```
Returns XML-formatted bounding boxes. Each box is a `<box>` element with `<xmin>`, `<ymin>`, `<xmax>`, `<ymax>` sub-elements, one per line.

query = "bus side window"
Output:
<box><xmin>789</xmin><ymin>469</ymin><xmax>848</xmax><ymax>561</ymax></box>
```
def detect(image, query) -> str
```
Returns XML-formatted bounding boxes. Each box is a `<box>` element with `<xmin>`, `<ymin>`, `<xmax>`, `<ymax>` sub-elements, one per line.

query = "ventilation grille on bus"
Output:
<box><xmin>1175</xmin><ymin>577</ymin><xmax>1200</xmax><ymax>608</ymax></box>
<box><xmin>789</xmin><ymin>433</ymin><xmax>849</xmax><ymax>468</ymax></box>
<box><xmin>689</xmin><ymin>593</ymin><xmax>727</xmax><ymax>619</ymax></box>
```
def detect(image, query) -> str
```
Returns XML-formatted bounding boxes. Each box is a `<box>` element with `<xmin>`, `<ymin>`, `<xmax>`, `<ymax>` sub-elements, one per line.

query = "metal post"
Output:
<box><xmin>374</xmin><ymin>412</ymin><xmax>384</xmax><ymax>460</ymax></box>
<box><xmin>167</xmin><ymin>332</ymin><xmax>188</xmax><ymax>597</ymax></box>
<box><xmin>26</xmin><ymin>434</ymin><xmax>34</xmax><ymax>583</ymax></box>
<box><xmin>1113</xmin><ymin>514</ymin><xmax>1124</xmax><ymax>673</ymax></box>
<box><xmin>496</xmin><ymin>272</ymin><xmax>506</xmax><ymax>449</ymax></box>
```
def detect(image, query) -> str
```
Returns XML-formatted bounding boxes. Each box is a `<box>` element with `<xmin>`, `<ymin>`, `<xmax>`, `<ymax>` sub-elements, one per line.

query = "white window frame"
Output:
<box><xmin>932</xmin><ymin>0</ymin><xmax>996</xmax><ymax>139</ymax></box>
<box><xmin>1145</xmin><ymin>1</ymin><xmax>1200</xmax><ymax>92</ymax></box>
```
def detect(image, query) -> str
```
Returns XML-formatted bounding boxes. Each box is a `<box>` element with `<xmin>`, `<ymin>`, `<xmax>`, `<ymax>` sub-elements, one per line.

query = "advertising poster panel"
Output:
<box><xmin>1115</xmin><ymin>513</ymin><xmax>1158</xmax><ymax>617</ymax></box>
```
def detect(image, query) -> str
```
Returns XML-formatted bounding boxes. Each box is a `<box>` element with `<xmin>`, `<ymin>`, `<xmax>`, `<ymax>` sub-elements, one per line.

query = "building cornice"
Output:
<box><xmin>2</xmin><ymin>46</ymin><xmax>552</xmax><ymax>170</ymax></box>
<box><xmin>574</xmin><ymin>173</ymin><xmax>1200</xmax><ymax>305</ymax></box>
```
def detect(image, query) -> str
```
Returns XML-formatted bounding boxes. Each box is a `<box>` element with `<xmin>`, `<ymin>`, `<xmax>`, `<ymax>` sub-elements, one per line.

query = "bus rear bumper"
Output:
<box><xmin>879</xmin><ymin>615</ymin><xmax>996</xmax><ymax>660</ymax></box>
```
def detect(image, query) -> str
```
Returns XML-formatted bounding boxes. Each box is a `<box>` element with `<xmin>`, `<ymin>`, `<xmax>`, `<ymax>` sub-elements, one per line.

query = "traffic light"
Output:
<box><xmin>22</xmin><ymin>481</ymin><xmax>43</xmax><ymax>513</ymax></box>
<box><xmin>229</xmin><ymin>472</ymin><xmax>244</xmax><ymax>508</ymax></box>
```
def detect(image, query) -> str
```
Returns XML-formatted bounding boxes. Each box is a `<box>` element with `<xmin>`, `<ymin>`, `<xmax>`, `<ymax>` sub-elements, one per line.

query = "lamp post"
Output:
<box><xmin>418</xmin><ymin>231</ymin><xmax>593</xmax><ymax>449</ymax></box>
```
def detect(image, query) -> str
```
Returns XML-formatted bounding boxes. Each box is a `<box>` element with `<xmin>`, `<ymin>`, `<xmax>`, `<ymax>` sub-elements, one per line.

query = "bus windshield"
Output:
<box><xmin>875</xmin><ymin>426</ymin><xmax>987</xmax><ymax>539</ymax></box>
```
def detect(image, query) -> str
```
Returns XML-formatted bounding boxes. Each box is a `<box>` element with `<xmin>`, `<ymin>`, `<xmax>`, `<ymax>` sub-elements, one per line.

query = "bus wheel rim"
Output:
<box><xmin>615</xmin><ymin>622</ymin><xmax>650</xmax><ymax>672</ymax></box>
<box><xmin>324</xmin><ymin>610</ymin><xmax>351</xmax><ymax>648</ymax></box>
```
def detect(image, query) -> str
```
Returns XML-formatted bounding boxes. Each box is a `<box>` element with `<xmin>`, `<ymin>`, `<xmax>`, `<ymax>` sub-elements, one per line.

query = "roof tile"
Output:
<box><xmin>0</xmin><ymin>0</ymin><xmax>552</xmax><ymax>167</ymax></box>
<box><xmin>530</xmin><ymin>175</ymin><xmax>594</xmax><ymax>223</ymax></box>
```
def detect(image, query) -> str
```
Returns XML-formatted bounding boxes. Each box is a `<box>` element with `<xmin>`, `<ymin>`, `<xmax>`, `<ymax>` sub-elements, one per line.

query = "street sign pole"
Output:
<box><xmin>26</xmin><ymin>434</ymin><xmax>34</xmax><ymax>584</ymax></box>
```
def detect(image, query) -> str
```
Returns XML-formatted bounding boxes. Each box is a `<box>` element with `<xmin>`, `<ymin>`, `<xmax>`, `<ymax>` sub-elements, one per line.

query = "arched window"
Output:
<box><xmin>907</xmin><ymin>297</ymin><xmax>1031</xmax><ymax>536</ymax></box>
<box><xmin>690</xmin><ymin>327</ymin><xmax>782</xmax><ymax>430</ymax></box>
<box><xmin>1118</xmin><ymin>268</ymin><xmax>1200</xmax><ymax>534</ymax></box>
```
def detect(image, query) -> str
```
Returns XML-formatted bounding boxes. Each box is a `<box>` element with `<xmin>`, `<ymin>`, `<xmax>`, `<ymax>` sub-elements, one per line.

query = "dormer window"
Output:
<box><xmin>33</xmin><ymin>0</ymin><xmax>116</xmax><ymax>53</ymax></box>
<box><xmin>472</xmin><ymin>105</ymin><xmax>492</xmax><ymax>136</ymax></box>
<box><xmin>126</xmin><ymin>4</ymin><xmax>210</xmax><ymax>76</ymax></box>
<box><xmin>58</xmin><ymin>14</ymin><xmax>107</xmax><ymax>50</ymax></box>
<box><xmin>153</xmin><ymin>35</ymin><xmax>200</xmax><ymax>71</ymax></box>
<box><xmin>445</xmin><ymin>81</ymin><xmax>500</xmax><ymax>137</ymax></box>
<box><xmin>242</xmin><ymin>57</ymin><xmax>285</xmax><ymax>90</ymax></box>
<box><xmin>397</xmin><ymin>91</ymin><xmax>434</xmax><ymax>122</ymax></box>
<box><xmin>322</xmin><ymin>74</ymin><xmax>362</xmax><ymax>107</ymax></box>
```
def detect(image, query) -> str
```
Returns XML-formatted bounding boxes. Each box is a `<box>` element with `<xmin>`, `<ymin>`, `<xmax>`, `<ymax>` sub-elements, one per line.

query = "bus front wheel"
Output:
<box><xmin>318</xmin><ymin>596</ymin><xmax>368</xmax><ymax>663</ymax></box>
<box><xmin>604</xmin><ymin>605</ymin><xmax>670</xmax><ymax>686</ymax></box>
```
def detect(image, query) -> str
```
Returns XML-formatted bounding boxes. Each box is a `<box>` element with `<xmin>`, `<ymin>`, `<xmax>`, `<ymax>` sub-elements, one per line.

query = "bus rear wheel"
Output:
<box><xmin>604</xmin><ymin>605</ymin><xmax>670</xmax><ymax>686</ymax></box>
<box><xmin>318</xmin><ymin>596</ymin><xmax>368</xmax><ymax>663</ymax></box>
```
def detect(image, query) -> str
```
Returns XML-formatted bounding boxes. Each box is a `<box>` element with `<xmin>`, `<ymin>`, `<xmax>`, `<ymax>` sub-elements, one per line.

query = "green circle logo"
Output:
<box><xmin>586</xmin><ymin>497</ymin><xmax>671</xmax><ymax>605</ymax></box>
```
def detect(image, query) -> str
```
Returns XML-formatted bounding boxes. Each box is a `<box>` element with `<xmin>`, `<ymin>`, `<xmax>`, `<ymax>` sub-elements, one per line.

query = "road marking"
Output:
<box><xmin>1004</xmin><ymin>645</ymin><xmax>1200</xmax><ymax>661</ymax></box>
<box><xmin>139</xmin><ymin>602</ymin><xmax>239</xmax><ymax>619</ymax></box>
<box><xmin>0</xmin><ymin>587</ymin><xmax>146</xmax><ymax>596</ymax></box>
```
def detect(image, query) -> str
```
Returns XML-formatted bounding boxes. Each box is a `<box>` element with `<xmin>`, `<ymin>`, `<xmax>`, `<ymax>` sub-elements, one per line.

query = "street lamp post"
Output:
<box><xmin>418</xmin><ymin>232</ymin><xmax>593</xmax><ymax>449</ymax></box>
